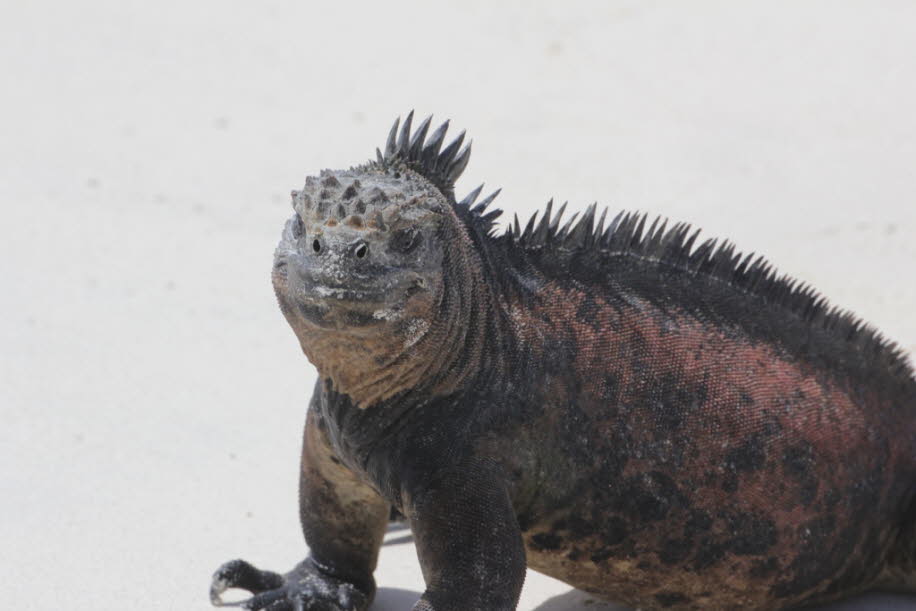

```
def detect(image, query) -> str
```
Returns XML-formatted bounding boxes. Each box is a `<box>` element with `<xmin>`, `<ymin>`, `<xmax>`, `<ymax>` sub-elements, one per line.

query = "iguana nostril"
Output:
<box><xmin>351</xmin><ymin>241</ymin><xmax>369</xmax><ymax>259</ymax></box>
<box><xmin>312</xmin><ymin>239</ymin><xmax>321</xmax><ymax>254</ymax></box>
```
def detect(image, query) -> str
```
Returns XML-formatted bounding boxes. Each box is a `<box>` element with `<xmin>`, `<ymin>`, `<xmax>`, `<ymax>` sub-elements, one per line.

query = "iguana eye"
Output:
<box><xmin>389</xmin><ymin>228</ymin><xmax>421</xmax><ymax>254</ymax></box>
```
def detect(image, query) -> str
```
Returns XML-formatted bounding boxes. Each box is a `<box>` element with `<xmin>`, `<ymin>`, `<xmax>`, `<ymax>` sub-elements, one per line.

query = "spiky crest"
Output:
<box><xmin>371</xmin><ymin>114</ymin><xmax>913</xmax><ymax>383</ymax></box>
<box><xmin>376</xmin><ymin>112</ymin><xmax>502</xmax><ymax>234</ymax></box>
<box><xmin>377</xmin><ymin>111</ymin><xmax>472</xmax><ymax>195</ymax></box>
<box><xmin>507</xmin><ymin>203</ymin><xmax>914</xmax><ymax>382</ymax></box>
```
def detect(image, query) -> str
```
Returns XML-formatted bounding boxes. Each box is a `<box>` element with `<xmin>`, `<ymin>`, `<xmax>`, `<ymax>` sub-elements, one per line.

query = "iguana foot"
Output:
<box><xmin>210</xmin><ymin>558</ymin><xmax>373</xmax><ymax>611</ymax></box>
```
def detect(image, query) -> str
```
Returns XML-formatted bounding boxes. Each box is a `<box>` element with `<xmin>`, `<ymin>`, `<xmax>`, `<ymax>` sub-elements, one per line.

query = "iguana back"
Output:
<box><xmin>484</xmin><ymin>205</ymin><xmax>916</xmax><ymax>606</ymax></box>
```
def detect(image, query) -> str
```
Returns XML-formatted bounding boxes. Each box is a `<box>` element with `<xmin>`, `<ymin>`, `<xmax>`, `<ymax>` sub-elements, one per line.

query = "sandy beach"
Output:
<box><xmin>2</xmin><ymin>2</ymin><xmax>915</xmax><ymax>609</ymax></box>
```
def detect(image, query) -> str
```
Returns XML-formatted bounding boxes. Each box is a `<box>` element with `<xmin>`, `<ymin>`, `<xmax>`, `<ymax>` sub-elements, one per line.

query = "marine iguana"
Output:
<box><xmin>210</xmin><ymin>112</ymin><xmax>916</xmax><ymax>610</ymax></box>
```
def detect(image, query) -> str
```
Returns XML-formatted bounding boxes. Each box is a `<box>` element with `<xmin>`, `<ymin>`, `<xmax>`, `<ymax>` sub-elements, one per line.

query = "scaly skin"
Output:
<box><xmin>211</xmin><ymin>113</ymin><xmax>916</xmax><ymax>610</ymax></box>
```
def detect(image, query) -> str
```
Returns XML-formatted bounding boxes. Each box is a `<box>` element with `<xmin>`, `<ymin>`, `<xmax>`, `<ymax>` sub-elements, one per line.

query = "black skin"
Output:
<box><xmin>212</xmin><ymin>380</ymin><xmax>527</xmax><ymax>611</ymax></box>
<box><xmin>211</xmin><ymin>115</ymin><xmax>916</xmax><ymax>610</ymax></box>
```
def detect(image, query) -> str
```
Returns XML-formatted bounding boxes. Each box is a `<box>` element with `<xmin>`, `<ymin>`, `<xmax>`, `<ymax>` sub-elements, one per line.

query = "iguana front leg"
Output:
<box><xmin>407</xmin><ymin>460</ymin><xmax>527</xmax><ymax>611</ymax></box>
<box><xmin>211</xmin><ymin>404</ymin><xmax>389</xmax><ymax>611</ymax></box>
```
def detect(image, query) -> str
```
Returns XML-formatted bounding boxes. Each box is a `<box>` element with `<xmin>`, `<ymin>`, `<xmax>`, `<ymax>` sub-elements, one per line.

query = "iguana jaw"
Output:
<box><xmin>278</xmin><ymin>259</ymin><xmax>431</xmax><ymax>332</ymax></box>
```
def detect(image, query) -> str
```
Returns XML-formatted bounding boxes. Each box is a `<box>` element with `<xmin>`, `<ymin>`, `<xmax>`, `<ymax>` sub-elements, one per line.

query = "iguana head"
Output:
<box><xmin>275</xmin><ymin>166</ymin><xmax>448</xmax><ymax>331</ymax></box>
<box><xmin>272</xmin><ymin>113</ymin><xmax>499</xmax><ymax>406</ymax></box>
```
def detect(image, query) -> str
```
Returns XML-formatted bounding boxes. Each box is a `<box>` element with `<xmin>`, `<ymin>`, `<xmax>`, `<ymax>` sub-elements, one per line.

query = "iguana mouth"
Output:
<box><xmin>305</xmin><ymin>285</ymin><xmax>384</xmax><ymax>303</ymax></box>
<box><xmin>293</xmin><ymin>299</ymin><xmax>384</xmax><ymax>329</ymax></box>
<box><xmin>286</xmin><ymin>258</ymin><xmax>388</xmax><ymax>305</ymax></box>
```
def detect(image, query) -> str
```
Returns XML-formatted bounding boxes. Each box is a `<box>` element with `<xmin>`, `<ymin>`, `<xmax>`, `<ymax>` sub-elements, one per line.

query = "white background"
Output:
<box><xmin>2</xmin><ymin>2</ymin><xmax>915</xmax><ymax>609</ymax></box>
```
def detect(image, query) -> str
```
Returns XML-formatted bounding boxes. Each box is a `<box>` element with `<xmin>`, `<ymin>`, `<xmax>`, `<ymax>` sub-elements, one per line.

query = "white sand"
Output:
<box><xmin>2</xmin><ymin>1</ymin><xmax>915</xmax><ymax>609</ymax></box>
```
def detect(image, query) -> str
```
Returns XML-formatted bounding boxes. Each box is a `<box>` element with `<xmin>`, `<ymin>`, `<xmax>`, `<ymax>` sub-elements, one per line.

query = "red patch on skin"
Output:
<box><xmin>504</xmin><ymin>282</ymin><xmax>911</xmax><ymax>607</ymax></box>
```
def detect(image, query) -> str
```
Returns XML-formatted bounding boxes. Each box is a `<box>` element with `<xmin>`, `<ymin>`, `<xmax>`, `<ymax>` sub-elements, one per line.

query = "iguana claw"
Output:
<box><xmin>210</xmin><ymin>558</ymin><xmax>372</xmax><ymax>611</ymax></box>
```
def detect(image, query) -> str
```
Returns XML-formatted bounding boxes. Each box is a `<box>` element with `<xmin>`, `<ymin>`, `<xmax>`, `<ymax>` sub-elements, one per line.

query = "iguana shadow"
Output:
<box><xmin>531</xmin><ymin>588</ymin><xmax>628</xmax><ymax>610</ymax></box>
<box><xmin>372</xmin><ymin>587</ymin><xmax>423</xmax><ymax>610</ymax></box>
<box><xmin>382</xmin><ymin>521</ymin><xmax>413</xmax><ymax>547</ymax></box>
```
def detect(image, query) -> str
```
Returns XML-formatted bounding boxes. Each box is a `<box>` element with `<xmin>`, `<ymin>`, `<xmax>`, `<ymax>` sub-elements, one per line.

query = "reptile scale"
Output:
<box><xmin>210</xmin><ymin>112</ymin><xmax>916</xmax><ymax>610</ymax></box>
